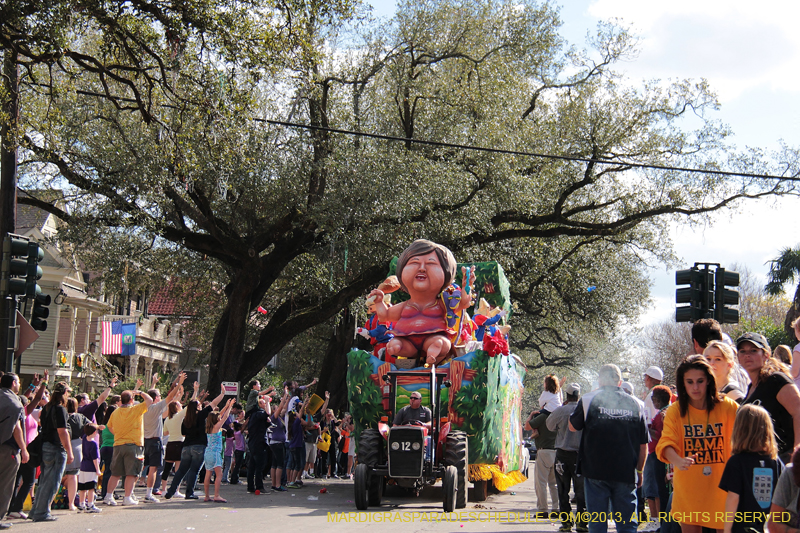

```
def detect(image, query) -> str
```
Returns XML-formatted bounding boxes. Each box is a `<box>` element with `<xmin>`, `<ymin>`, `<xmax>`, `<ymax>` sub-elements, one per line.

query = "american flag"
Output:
<box><xmin>101</xmin><ymin>320</ymin><xmax>122</xmax><ymax>355</ymax></box>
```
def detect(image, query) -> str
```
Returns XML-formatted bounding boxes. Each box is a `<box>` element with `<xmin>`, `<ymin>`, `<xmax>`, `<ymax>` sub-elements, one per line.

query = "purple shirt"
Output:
<box><xmin>80</xmin><ymin>435</ymin><xmax>100</xmax><ymax>472</ymax></box>
<box><xmin>234</xmin><ymin>431</ymin><xmax>245</xmax><ymax>451</ymax></box>
<box><xmin>78</xmin><ymin>401</ymin><xmax>99</xmax><ymax>423</ymax></box>
<box><xmin>289</xmin><ymin>418</ymin><xmax>304</xmax><ymax>448</ymax></box>
<box><xmin>268</xmin><ymin>415</ymin><xmax>286</xmax><ymax>443</ymax></box>
<box><xmin>225</xmin><ymin>434</ymin><xmax>235</xmax><ymax>456</ymax></box>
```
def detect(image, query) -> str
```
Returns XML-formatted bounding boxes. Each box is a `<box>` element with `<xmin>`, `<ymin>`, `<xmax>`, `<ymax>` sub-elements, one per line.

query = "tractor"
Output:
<box><xmin>353</xmin><ymin>364</ymin><xmax>469</xmax><ymax>512</ymax></box>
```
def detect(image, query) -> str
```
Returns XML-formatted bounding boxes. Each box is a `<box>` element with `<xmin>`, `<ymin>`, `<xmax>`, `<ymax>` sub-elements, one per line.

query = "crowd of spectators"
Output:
<box><xmin>0</xmin><ymin>371</ymin><xmax>356</xmax><ymax>528</ymax></box>
<box><xmin>529</xmin><ymin>317</ymin><xmax>800</xmax><ymax>533</ymax></box>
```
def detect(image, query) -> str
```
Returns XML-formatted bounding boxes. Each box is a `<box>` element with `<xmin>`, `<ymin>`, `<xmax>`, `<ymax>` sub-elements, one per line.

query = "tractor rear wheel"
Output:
<box><xmin>359</xmin><ymin>428</ymin><xmax>383</xmax><ymax>467</ymax></box>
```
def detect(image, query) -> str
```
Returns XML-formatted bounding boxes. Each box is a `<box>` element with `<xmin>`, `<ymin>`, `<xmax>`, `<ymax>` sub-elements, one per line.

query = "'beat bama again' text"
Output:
<box><xmin>683</xmin><ymin>422</ymin><xmax>725</xmax><ymax>464</ymax></box>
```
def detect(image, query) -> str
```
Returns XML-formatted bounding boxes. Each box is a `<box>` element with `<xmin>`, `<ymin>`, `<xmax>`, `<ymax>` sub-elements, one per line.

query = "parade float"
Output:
<box><xmin>347</xmin><ymin>240</ymin><xmax>528</xmax><ymax>505</ymax></box>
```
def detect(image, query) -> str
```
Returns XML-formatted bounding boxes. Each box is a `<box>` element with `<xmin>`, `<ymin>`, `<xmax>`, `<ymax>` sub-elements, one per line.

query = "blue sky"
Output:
<box><xmin>366</xmin><ymin>0</ymin><xmax>800</xmax><ymax>325</ymax></box>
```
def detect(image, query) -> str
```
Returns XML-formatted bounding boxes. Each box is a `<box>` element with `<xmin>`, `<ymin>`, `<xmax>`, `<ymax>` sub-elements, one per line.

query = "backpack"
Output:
<box><xmin>27</xmin><ymin>407</ymin><xmax>56</xmax><ymax>468</ymax></box>
<box><xmin>26</xmin><ymin>432</ymin><xmax>44</xmax><ymax>468</ymax></box>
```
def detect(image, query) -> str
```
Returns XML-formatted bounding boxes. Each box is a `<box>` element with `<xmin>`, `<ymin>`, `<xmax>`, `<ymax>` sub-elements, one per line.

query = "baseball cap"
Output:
<box><xmin>621</xmin><ymin>381</ymin><xmax>634</xmax><ymax>395</ymax></box>
<box><xmin>410</xmin><ymin>391</ymin><xmax>422</xmax><ymax>399</ymax></box>
<box><xmin>644</xmin><ymin>366</ymin><xmax>664</xmax><ymax>381</ymax></box>
<box><xmin>563</xmin><ymin>383</ymin><xmax>581</xmax><ymax>396</ymax></box>
<box><xmin>736</xmin><ymin>332</ymin><xmax>769</xmax><ymax>351</ymax></box>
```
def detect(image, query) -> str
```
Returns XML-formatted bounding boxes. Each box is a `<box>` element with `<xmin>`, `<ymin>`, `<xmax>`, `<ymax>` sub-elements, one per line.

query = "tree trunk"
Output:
<box><xmin>206</xmin><ymin>265</ymin><xmax>260</xmax><ymax>393</ymax></box>
<box><xmin>317</xmin><ymin>307</ymin><xmax>357</xmax><ymax>414</ymax></box>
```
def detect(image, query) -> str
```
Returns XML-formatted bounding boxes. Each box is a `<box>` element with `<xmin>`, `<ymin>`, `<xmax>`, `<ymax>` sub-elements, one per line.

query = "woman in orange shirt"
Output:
<box><xmin>656</xmin><ymin>355</ymin><xmax>739</xmax><ymax>533</ymax></box>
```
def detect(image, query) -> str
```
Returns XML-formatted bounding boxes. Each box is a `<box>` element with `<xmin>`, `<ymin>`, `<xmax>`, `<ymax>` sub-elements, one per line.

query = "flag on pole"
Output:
<box><xmin>121</xmin><ymin>322</ymin><xmax>136</xmax><ymax>356</ymax></box>
<box><xmin>102</xmin><ymin>320</ymin><xmax>123</xmax><ymax>355</ymax></box>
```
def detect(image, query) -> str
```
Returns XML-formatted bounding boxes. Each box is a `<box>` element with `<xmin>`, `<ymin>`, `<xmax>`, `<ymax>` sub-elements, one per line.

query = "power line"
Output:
<box><xmin>258</xmin><ymin>118</ymin><xmax>799</xmax><ymax>182</ymax></box>
<box><xmin>73</xmin><ymin>89</ymin><xmax>798</xmax><ymax>182</ymax></box>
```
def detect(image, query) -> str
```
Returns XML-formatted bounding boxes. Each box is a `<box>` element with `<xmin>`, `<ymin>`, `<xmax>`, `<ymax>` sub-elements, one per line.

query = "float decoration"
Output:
<box><xmin>348</xmin><ymin>242</ymin><xmax>525</xmax><ymax>494</ymax></box>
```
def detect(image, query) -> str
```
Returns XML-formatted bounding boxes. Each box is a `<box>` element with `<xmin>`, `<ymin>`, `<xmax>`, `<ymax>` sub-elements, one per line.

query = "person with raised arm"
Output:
<box><xmin>203</xmin><ymin>398</ymin><xmax>236</xmax><ymax>502</ymax></box>
<box><xmin>244</xmin><ymin>395</ymin><xmax>272</xmax><ymax>494</ymax></box>
<box><xmin>268</xmin><ymin>390</ymin><xmax>291</xmax><ymax>491</ymax></box>
<box><xmin>164</xmin><ymin>383</ymin><xmax>225</xmax><ymax>500</ymax></box>
<box><xmin>76</xmin><ymin>376</ymin><xmax>119</xmax><ymax>423</ymax></box>
<box><xmin>103</xmin><ymin>379</ymin><xmax>153</xmax><ymax>506</ymax></box>
<box><xmin>142</xmin><ymin>371</ymin><xmax>187</xmax><ymax>502</ymax></box>
<box><xmin>7</xmin><ymin>370</ymin><xmax>47</xmax><ymax>520</ymax></box>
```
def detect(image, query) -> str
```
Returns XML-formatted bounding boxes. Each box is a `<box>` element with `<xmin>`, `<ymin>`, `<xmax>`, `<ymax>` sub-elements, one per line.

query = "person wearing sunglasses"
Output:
<box><xmin>738</xmin><ymin>332</ymin><xmax>800</xmax><ymax>463</ymax></box>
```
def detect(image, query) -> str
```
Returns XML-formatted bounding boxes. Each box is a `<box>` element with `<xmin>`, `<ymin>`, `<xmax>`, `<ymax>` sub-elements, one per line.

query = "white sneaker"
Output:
<box><xmin>7</xmin><ymin>511</ymin><xmax>27</xmax><ymax>519</ymax></box>
<box><xmin>130</xmin><ymin>493</ymin><xmax>139</xmax><ymax>503</ymax></box>
<box><xmin>144</xmin><ymin>494</ymin><xmax>160</xmax><ymax>503</ymax></box>
<box><xmin>122</xmin><ymin>496</ymin><xmax>139</xmax><ymax>506</ymax></box>
<box><xmin>175</xmin><ymin>491</ymin><xmax>185</xmax><ymax>499</ymax></box>
<box><xmin>103</xmin><ymin>495</ymin><xmax>117</xmax><ymax>506</ymax></box>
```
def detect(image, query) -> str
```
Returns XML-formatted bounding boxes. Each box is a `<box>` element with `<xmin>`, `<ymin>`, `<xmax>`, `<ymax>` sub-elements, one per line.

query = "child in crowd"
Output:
<box><xmin>528</xmin><ymin>374</ymin><xmax>563</xmax><ymax>426</ymax></box>
<box><xmin>287</xmin><ymin>398</ymin><xmax>314</xmax><ymax>488</ymax></box>
<box><xmin>230</xmin><ymin>422</ymin><xmax>245</xmax><ymax>485</ymax></box>
<box><xmin>203</xmin><ymin>399</ymin><xmax>235</xmax><ymax>502</ymax></box>
<box><xmin>642</xmin><ymin>385</ymin><xmax>672</xmax><ymax>532</ymax></box>
<box><xmin>221</xmin><ymin>427</ymin><xmax>235</xmax><ymax>483</ymax></box>
<box><xmin>78</xmin><ymin>424</ymin><xmax>102</xmax><ymax>513</ymax></box>
<box><xmin>719</xmin><ymin>404</ymin><xmax>784</xmax><ymax>533</ymax></box>
<box><xmin>269</xmin><ymin>391</ymin><xmax>291</xmax><ymax>491</ymax></box>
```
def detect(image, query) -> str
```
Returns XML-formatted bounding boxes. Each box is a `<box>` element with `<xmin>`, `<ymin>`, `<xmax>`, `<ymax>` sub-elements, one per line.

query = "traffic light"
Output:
<box><xmin>30</xmin><ymin>292</ymin><xmax>50</xmax><ymax>331</ymax></box>
<box><xmin>25</xmin><ymin>241</ymin><xmax>44</xmax><ymax>298</ymax></box>
<box><xmin>675</xmin><ymin>267</ymin><xmax>714</xmax><ymax>322</ymax></box>
<box><xmin>0</xmin><ymin>236</ymin><xmax>32</xmax><ymax>297</ymax></box>
<box><xmin>0</xmin><ymin>236</ymin><xmax>50</xmax><ymax>330</ymax></box>
<box><xmin>714</xmin><ymin>268</ymin><xmax>739</xmax><ymax>324</ymax></box>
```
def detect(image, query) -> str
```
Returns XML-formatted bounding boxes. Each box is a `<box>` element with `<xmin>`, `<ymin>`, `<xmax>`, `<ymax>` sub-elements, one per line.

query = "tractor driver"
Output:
<box><xmin>393</xmin><ymin>391</ymin><xmax>432</xmax><ymax>426</ymax></box>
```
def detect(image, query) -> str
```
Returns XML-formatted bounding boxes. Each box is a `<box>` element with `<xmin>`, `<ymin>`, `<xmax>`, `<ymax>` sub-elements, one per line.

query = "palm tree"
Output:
<box><xmin>765</xmin><ymin>245</ymin><xmax>800</xmax><ymax>340</ymax></box>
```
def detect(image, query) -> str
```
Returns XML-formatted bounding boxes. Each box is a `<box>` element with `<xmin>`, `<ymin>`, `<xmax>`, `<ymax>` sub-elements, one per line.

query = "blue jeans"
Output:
<box><xmin>30</xmin><ymin>442</ymin><xmax>67</xmax><ymax>521</ymax></box>
<box><xmin>100</xmin><ymin>446</ymin><xmax>114</xmax><ymax>497</ymax></box>
<box><xmin>583</xmin><ymin>477</ymin><xmax>638</xmax><ymax>533</ymax></box>
<box><xmin>167</xmin><ymin>444</ymin><xmax>205</xmax><ymax>498</ymax></box>
<box><xmin>222</xmin><ymin>455</ymin><xmax>232</xmax><ymax>482</ymax></box>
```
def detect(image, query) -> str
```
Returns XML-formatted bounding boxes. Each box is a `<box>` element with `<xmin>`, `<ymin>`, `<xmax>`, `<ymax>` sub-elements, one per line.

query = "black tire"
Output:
<box><xmin>444</xmin><ymin>430</ymin><xmax>468</xmax><ymax>509</ymax></box>
<box><xmin>354</xmin><ymin>463</ymin><xmax>369</xmax><ymax>510</ymax></box>
<box><xmin>368</xmin><ymin>473</ymin><xmax>384</xmax><ymax>506</ymax></box>
<box><xmin>359</xmin><ymin>428</ymin><xmax>384</xmax><ymax>468</ymax></box>
<box><xmin>443</xmin><ymin>465</ymin><xmax>457</xmax><ymax>512</ymax></box>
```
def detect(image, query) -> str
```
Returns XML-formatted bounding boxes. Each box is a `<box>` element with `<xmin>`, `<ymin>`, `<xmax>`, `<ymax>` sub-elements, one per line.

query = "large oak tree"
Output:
<box><xmin>5</xmin><ymin>0</ymin><xmax>799</xmax><ymax>396</ymax></box>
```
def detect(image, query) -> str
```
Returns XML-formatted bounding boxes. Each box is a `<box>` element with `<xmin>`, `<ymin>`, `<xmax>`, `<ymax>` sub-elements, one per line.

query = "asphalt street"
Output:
<box><xmin>5</xmin><ymin>474</ymin><xmax>581</xmax><ymax>533</ymax></box>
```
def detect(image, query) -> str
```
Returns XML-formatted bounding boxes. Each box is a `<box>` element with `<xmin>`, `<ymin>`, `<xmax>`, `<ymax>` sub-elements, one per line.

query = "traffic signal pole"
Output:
<box><xmin>0</xmin><ymin>50</ymin><xmax>19</xmax><ymax>373</ymax></box>
<box><xmin>675</xmin><ymin>262</ymin><xmax>740</xmax><ymax>324</ymax></box>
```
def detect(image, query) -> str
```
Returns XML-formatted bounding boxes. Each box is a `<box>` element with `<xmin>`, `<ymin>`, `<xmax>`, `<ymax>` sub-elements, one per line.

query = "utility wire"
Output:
<box><xmin>259</xmin><ymin>118</ymin><xmax>798</xmax><ymax>182</ymax></box>
<box><xmin>74</xmin><ymin>89</ymin><xmax>798</xmax><ymax>182</ymax></box>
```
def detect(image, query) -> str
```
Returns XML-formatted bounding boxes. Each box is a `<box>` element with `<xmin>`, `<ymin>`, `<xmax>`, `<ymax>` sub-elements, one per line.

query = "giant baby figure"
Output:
<box><xmin>369</xmin><ymin>239</ymin><xmax>475</xmax><ymax>366</ymax></box>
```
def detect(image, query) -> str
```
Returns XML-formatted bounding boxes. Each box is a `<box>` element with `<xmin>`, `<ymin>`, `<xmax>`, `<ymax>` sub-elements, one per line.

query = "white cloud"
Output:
<box><xmin>587</xmin><ymin>0</ymin><xmax>800</xmax><ymax>100</ymax></box>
